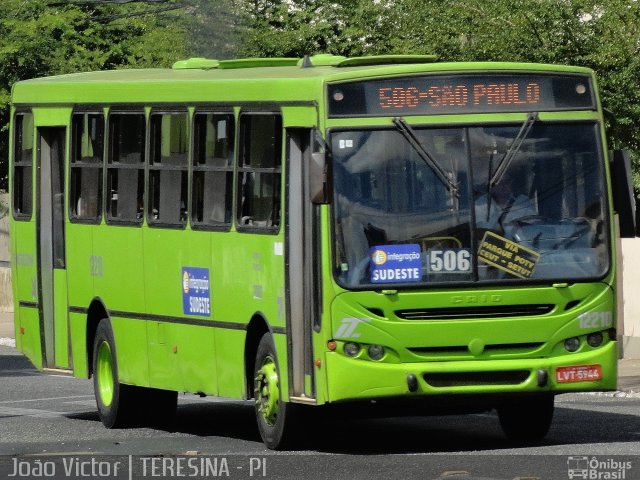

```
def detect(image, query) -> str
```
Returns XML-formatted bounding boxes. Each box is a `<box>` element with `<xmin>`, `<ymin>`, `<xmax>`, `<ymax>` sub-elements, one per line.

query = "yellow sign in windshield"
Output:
<box><xmin>478</xmin><ymin>231</ymin><xmax>540</xmax><ymax>279</ymax></box>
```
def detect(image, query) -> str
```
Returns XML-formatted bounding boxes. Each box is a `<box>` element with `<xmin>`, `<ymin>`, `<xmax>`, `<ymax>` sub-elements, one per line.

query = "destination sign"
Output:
<box><xmin>328</xmin><ymin>74</ymin><xmax>594</xmax><ymax>117</ymax></box>
<box><xmin>477</xmin><ymin>231</ymin><xmax>540</xmax><ymax>279</ymax></box>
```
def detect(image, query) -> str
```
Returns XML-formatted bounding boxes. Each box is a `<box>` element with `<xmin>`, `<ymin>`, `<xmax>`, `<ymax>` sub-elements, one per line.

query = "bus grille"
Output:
<box><xmin>423</xmin><ymin>370</ymin><xmax>530</xmax><ymax>387</ymax></box>
<box><xmin>408</xmin><ymin>342</ymin><xmax>544</xmax><ymax>357</ymax></box>
<box><xmin>395</xmin><ymin>304</ymin><xmax>554</xmax><ymax>320</ymax></box>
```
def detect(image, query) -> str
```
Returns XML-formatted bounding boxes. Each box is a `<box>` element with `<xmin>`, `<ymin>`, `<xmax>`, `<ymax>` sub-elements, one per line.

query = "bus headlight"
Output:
<box><xmin>564</xmin><ymin>337</ymin><xmax>581</xmax><ymax>352</ymax></box>
<box><xmin>344</xmin><ymin>342</ymin><xmax>360</xmax><ymax>357</ymax></box>
<box><xmin>587</xmin><ymin>332</ymin><xmax>604</xmax><ymax>348</ymax></box>
<box><xmin>367</xmin><ymin>345</ymin><xmax>385</xmax><ymax>361</ymax></box>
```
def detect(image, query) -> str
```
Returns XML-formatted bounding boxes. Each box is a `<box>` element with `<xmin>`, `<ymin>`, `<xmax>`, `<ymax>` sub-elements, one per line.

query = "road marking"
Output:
<box><xmin>64</xmin><ymin>400</ymin><xmax>97</xmax><ymax>407</ymax></box>
<box><xmin>0</xmin><ymin>369</ymin><xmax>41</xmax><ymax>376</ymax></box>
<box><xmin>571</xmin><ymin>390</ymin><xmax>640</xmax><ymax>399</ymax></box>
<box><xmin>0</xmin><ymin>406</ymin><xmax>68</xmax><ymax>418</ymax></box>
<box><xmin>0</xmin><ymin>395</ymin><xmax>93</xmax><ymax>404</ymax></box>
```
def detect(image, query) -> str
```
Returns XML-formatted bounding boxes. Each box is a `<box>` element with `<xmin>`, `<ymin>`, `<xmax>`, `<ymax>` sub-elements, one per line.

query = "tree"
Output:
<box><xmin>237</xmin><ymin>0</ymin><xmax>396</xmax><ymax>57</ymax></box>
<box><xmin>0</xmin><ymin>0</ymin><xmax>190</xmax><ymax>191</ymax></box>
<box><xmin>178</xmin><ymin>0</ymin><xmax>244</xmax><ymax>60</ymax></box>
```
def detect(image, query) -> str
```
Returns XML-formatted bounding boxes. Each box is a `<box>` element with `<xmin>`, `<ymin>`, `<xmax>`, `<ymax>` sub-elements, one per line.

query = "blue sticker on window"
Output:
<box><xmin>182</xmin><ymin>267</ymin><xmax>211</xmax><ymax>316</ymax></box>
<box><xmin>370</xmin><ymin>244</ymin><xmax>422</xmax><ymax>283</ymax></box>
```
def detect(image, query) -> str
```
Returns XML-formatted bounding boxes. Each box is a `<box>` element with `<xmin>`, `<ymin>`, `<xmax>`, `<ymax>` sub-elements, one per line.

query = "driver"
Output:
<box><xmin>475</xmin><ymin>171</ymin><xmax>537</xmax><ymax>234</ymax></box>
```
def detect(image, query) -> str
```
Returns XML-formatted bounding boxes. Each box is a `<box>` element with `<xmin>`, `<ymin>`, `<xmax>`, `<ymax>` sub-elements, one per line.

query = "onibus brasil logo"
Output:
<box><xmin>567</xmin><ymin>456</ymin><xmax>632</xmax><ymax>479</ymax></box>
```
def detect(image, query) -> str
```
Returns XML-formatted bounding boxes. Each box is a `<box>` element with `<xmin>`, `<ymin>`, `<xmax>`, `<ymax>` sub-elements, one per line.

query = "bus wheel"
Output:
<box><xmin>497</xmin><ymin>395</ymin><xmax>554</xmax><ymax>442</ymax></box>
<box><xmin>253</xmin><ymin>333</ymin><xmax>291</xmax><ymax>449</ymax></box>
<box><xmin>93</xmin><ymin>318</ymin><xmax>134</xmax><ymax>428</ymax></box>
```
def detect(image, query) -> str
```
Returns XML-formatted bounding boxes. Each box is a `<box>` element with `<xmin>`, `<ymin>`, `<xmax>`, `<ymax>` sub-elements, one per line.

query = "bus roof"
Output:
<box><xmin>11</xmin><ymin>54</ymin><xmax>594</xmax><ymax>106</ymax></box>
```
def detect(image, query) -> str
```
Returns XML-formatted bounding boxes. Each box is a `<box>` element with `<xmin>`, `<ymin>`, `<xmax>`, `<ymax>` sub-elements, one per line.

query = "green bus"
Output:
<box><xmin>9</xmin><ymin>54</ymin><xmax>635</xmax><ymax>449</ymax></box>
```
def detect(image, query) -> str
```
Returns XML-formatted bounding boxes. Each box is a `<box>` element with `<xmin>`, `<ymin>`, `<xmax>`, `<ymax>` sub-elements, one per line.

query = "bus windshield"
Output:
<box><xmin>332</xmin><ymin>122</ymin><xmax>609</xmax><ymax>288</ymax></box>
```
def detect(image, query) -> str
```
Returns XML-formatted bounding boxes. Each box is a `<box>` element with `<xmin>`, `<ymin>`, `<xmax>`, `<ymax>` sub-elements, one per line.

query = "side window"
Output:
<box><xmin>70</xmin><ymin>112</ymin><xmax>104</xmax><ymax>222</ymax></box>
<box><xmin>106</xmin><ymin>112</ymin><xmax>145</xmax><ymax>224</ymax></box>
<box><xmin>148</xmin><ymin>112</ymin><xmax>188</xmax><ymax>227</ymax></box>
<box><xmin>12</xmin><ymin>112</ymin><xmax>34</xmax><ymax>219</ymax></box>
<box><xmin>192</xmin><ymin>112</ymin><xmax>234</xmax><ymax>229</ymax></box>
<box><xmin>237</xmin><ymin>113</ymin><xmax>282</xmax><ymax>231</ymax></box>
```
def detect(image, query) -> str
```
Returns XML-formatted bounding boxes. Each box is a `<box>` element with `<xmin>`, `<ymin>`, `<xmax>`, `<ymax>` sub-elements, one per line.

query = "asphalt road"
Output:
<box><xmin>1</xmin><ymin>345</ymin><xmax>639</xmax><ymax>480</ymax></box>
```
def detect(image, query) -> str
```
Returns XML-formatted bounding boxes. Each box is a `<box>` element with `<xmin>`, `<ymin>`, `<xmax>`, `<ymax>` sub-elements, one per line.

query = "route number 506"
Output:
<box><xmin>428</xmin><ymin>249</ymin><xmax>471</xmax><ymax>273</ymax></box>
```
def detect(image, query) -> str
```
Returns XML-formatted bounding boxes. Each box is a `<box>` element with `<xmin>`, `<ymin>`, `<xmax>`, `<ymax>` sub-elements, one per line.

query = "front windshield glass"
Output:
<box><xmin>332</xmin><ymin>123</ymin><xmax>608</xmax><ymax>288</ymax></box>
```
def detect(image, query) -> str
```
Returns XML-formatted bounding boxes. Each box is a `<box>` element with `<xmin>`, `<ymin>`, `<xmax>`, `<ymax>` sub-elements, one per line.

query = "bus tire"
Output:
<box><xmin>92</xmin><ymin>318</ymin><xmax>135</xmax><ymax>428</ymax></box>
<box><xmin>497</xmin><ymin>394</ymin><xmax>554</xmax><ymax>442</ymax></box>
<box><xmin>253</xmin><ymin>333</ymin><xmax>294</xmax><ymax>450</ymax></box>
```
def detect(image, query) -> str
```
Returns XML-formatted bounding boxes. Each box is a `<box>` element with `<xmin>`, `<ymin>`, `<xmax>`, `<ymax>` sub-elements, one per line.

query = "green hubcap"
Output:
<box><xmin>96</xmin><ymin>341</ymin><xmax>115</xmax><ymax>407</ymax></box>
<box><xmin>254</xmin><ymin>355</ymin><xmax>279</xmax><ymax>426</ymax></box>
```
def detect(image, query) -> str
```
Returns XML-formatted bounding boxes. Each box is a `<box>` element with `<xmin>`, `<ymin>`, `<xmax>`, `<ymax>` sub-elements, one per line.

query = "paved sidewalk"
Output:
<box><xmin>0</xmin><ymin>311</ymin><xmax>639</xmax><ymax>392</ymax></box>
<box><xmin>618</xmin><ymin>358</ymin><xmax>640</xmax><ymax>393</ymax></box>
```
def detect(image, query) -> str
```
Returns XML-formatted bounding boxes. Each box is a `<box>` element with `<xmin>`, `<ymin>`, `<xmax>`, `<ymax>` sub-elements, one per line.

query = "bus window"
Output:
<box><xmin>106</xmin><ymin>112</ymin><xmax>145</xmax><ymax>224</ymax></box>
<box><xmin>191</xmin><ymin>112</ymin><xmax>234</xmax><ymax>229</ymax></box>
<box><xmin>237</xmin><ymin>113</ymin><xmax>282</xmax><ymax>230</ymax></box>
<box><xmin>12</xmin><ymin>112</ymin><xmax>34</xmax><ymax>220</ymax></box>
<box><xmin>148</xmin><ymin>112</ymin><xmax>189</xmax><ymax>227</ymax></box>
<box><xmin>70</xmin><ymin>113</ymin><xmax>104</xmax><ymax>222</ymax></box>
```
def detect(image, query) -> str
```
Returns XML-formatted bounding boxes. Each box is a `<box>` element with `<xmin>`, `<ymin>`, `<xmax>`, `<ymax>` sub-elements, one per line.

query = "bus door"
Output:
<box><xmin>36</xmin><ymin>127</ymin><xmax>70</xmax><ymax>369</ymax></box>
<box><xmin>286</xmin><ymin>129</ymin><xmax>319</xmax><ymax>401</ymax></box>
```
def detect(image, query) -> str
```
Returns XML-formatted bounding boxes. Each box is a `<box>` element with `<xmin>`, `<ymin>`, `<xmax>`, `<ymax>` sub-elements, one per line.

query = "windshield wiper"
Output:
<box><xmin>392</xmin><ymin>117</ymin><xmax>459</xmax><ymax>196</ymax></box>
<box><xmin>490</xmin><ymin>112</ymin><xmax>538</xmax><ymax>187</ymax></box>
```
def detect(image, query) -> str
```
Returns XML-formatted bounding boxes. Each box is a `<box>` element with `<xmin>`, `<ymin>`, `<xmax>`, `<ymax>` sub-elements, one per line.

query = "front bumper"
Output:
<box><xmin>325</xmin><ymin>341</ymin><xmax>617</xmax><ymax>402</ymax></box>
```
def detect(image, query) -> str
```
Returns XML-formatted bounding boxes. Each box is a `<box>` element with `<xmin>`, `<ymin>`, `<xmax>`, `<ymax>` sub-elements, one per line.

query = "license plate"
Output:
<box><xmin>556</xmin><ymin>364</ymin><xmax>602</xmax><ymax>383</ymax></box>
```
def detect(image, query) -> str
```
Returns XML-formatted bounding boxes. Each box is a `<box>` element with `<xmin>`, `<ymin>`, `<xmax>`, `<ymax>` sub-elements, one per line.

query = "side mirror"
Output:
<box><xmin>310</xmin><ymin>151</ymin><xmax>329</xmax><ymax>204</ymax></box>
<box><xmin>609</xmin><ymin>149</ymin><xmax>636</xmax><ymax>237</ymax></box>
<box><xmin>310</xmin><ymin>131</ymin><xmax>331</xmax><ymax>204</ymax></box>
